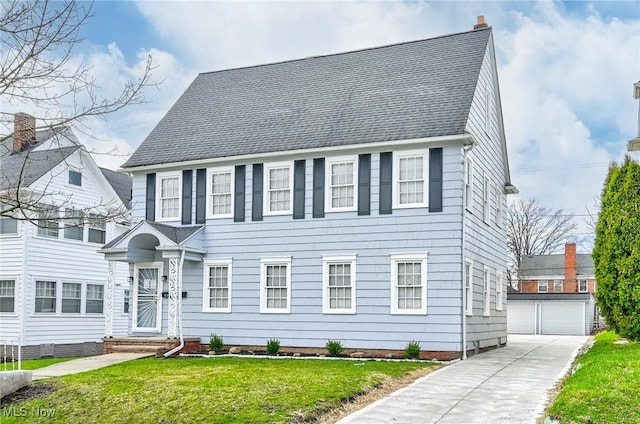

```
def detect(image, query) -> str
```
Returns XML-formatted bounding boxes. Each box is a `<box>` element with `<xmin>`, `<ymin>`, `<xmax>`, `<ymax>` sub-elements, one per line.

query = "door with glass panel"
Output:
<box><xmin>132</xmin><ymin>264</ymin><xmax>162</xmax><ymax>332</ymax></box>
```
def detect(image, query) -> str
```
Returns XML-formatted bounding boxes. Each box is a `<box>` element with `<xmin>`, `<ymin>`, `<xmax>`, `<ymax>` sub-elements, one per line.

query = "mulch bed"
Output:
<box><xmin>0</xmin><ymin>382</ymin><xmax>58</xmax><ymax>407</ymax></box>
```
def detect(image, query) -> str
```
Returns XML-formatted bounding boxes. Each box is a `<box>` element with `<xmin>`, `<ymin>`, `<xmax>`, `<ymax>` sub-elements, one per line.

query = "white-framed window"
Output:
<box><xmin>464</xmin><ymin>259</ymin><xmax>473</xmax><ymax>316</ymax></box>
<box><xmin>260</xmin><ymin>257</ymin><xmax>291</xmax><ymax>313</ymax></box>
<box><xmin>37</xmin><ymin>207</ymin><xmax>59</xmax><ymax>238</ymax></box>
<box><xmin>62</xmin><ymin>282</ymin><xmax>81</xmax><ymax>314</ymax></box>
<box><xmin>390</xmin><ymin>253</ymin><xmax>428</xmax><ymax>315</ymax></box>
<box><xmin>496</xmin><ymin>271</ymin><xmax>504</xmax><ymax>311</ymax></box>
<box><xmin>325</xmin><ymin>157</ymin><xmax>357</xmax><ymax>212</ymax></box>
<box><xmin>86</xmin><ymin>284</ymin><xmax>104</xmax><ymax>314</ymax></box>
<box><xmin>208</xmin><ymin>168</ymin><xmax>234</xmax><ymax>218</ymax></box>
<box><xmin>0</xmin><ymin>280</ymin><xmax>16</xmax><ymax>313</ymax></box>
<box><xmin>203</xmin><ymin>258</ymin><xmax>232</xmax><ymax>313</ymax></box>
<box><xmin>0</xmin><ymin>217</ymin><xmax>18</xmax><ymax>235</ymax></box>
<box><xmin>485</xmin><ymin>88</ymin><xmax>492</xmax><ymax>136</ymax></box>
<box><xmin>537</xmin><ymin>280</ymin><xmax>548</xmax><ymax>293</ymax></box>
<box><xmin>483</xmin><ymin>266</ymin><xmax>491</xmax><ymax>317</ymax></box>
<box><xmin>483</xmin><ymin>174</ymin><xmax>490</xmax><ymax>223</ymax></box>
<box><xmin>495</xmin><ymin>185</ymin><xmax>503</xmax><ymax>227</ymax></box>
<box><xmin>579</xmin><ymin>279</ymin><xmax>588</xmax><ymax>293</ymax></box>
<box><xmin>68</xmin><ymin>169</ymin><xmax>82</xmax><ymax>186</ymax></box>
<box><xmin>393</xmin><ymin>151</ymin><xmax>427</xmax><ymax>208</ymax></box>
<box><xmin>63</xmin><ymin>208</ymin><xmax>84</xmax><ymax>241</ymax></box>
<box><xmin>464</xmin><ymin>157</ymin><xmax>474</xmax><ymax>212</ymax></box>
<box><xmin>322</xmin><ymin>255</ymin><xmax>356</xmax><ymax>314</ymax></box>
<box><xmin>264</xmin><ymin>163</ymin><xmax>293</xmax><ymax>215</ymax></box>
<box><xmin>156</xmin><ymin>172</ymin><xmax>181</xmax><ymax>221</ymax></box>
<box><xmin>553</xmin><ymin>279</ymin><xmax>564</xmax><ymax>292</ymax></box>
<box><xmin>123</xmin><ymin>289</ymin><xmax>130</xmax><ymax>314</ymax></box>
<box><xmin>35</xmin><ymin>280</ymin><xmax>56</xmax><ymax>313</ymax></box>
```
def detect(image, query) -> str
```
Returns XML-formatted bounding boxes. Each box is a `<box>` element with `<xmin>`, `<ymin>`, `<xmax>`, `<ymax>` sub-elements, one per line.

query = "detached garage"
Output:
<box><xmin>507</xmin><ymin>293</ymin><xmax>595</xmax><ymax>336</ymax></box>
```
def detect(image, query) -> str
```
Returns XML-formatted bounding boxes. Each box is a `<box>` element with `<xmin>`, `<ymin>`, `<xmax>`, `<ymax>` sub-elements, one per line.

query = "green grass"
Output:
<box><xmin>546</xmin><ymin>331</ymin><xmax>640</xmax><ymax>424</ymax></box>
<box><xmin>1</xmin><ymin>356</ymin><xmax>438</xmax><ymax>423</ymax></box>
<box><xmin>1</xmin><ymin>357</ymin><xmax>76</xmax><ymax>371</ymax></box>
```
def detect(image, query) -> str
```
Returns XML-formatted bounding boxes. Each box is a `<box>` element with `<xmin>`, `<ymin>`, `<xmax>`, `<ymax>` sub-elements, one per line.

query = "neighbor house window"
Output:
<box><xmin>322</xmin><ymin>255</ymin><xmax>356</xmax><ymax>314</ymax></box>
<box><xmin>68</xmin><ymin>170</ymin><xmax>82</xmax><ymax>186</ymax></box>
<box><xmin>326</xmin><ymin>157</ymin><xmax>357</xmax><ymax>211</ymax></box>
<box><xmin>157</xmin><ymin>173</ymin><xmax>181</xmax><ymax>220</ymax></box>
<box><xmin>62</xmin><ymin>282</ymin><xmax>81</xmax><ymax>313</ymax></box>
<box><xmin>394</xmin><ymin>151</ymin><xmax>427</xmax><ymax>208</ymax></box>
<box><xmin>35</xmin><ymin>281</ymin><xmax>56</xmax><ymax>313</ymax></box>
<box><xmin>483</xmin><ymin>174</ymin><xmax>490</xmax><ymax>223</ymax></box>
<box><xmin>260</xmin><ymin>257</ymin><xmax>291</xmax><ymax>313</ymax></box>
<box><xmin>553</xmin><ymin>279</ymin><xmax>564</xmax><ymax>292</ymax></box>
<box><xmin>465</xmin><ymin>260</ymin><xmax>473</xmax><ymax>316</ymax></box>
<box><xmin>86</xmin><ymin>284</ymin><xmax>104</xmax><ymax>314</ymax></box>
<box><xmin>496</xmin><ymin>271</ymin><xmax>504</xmax><ymax>311</ymax></box>
<box><xmin>123</xmin><ymin>289</ymin><xmax>130</xmax><ymax>314</ymax></box>
<box><xmin>264</xmin><ymin>163</ymin><xmax>293</xmax><ymax>215</ymax></box>
<box><xmin>464</xmin><ymin>157</ymin><xmax>474</xmax><ymax>211</ymax></box>
<box><xmin>63</xmin><ymin>208</ymin><xmax>84</xmax><ymax>241</ymax></box>
<box><xmin>209</xmin><ymin>168</ymin><xmax>233</xmax><ymax>218</ymax></box>
<box><xmin>0</xmin><ymin>280</ymin><xmax>15</xmax><ymax>313</ymax></box>
<box><xmin>203</xmin><ymin>259</ymin><xmax>232</xmax><ymax>313</ymax></box>
<box><xmin>495</xmin><ymin>185</ymin><xmax>503</xmax><ymax>227</ymax></box>
<box><xmin>390</xmin><ymin>253</ymin><xmax>428</xmax><ymax>315</ymax></box>
<box><xmin>0</xmin><ymin>217</ymin><xmax>18</xmax><ymax>235</ymax></box>
<box><xmin>579</xmin><ymin>279</ymin><xmax>588</xmax><ymax>293</ymax></box>
<box><xmin>37</xmin><ymin>208</ymin><xmax>59</xmax><ymax>238</ymax></box>
<box><xmin>537</xmin><ymin>280</ymin><xmax>548</xmax><ymax>293</ymax></box>
<box><xmin>88</xmin><ymin>214</ymin><xmax>106</xmax><ymax>244</ymax></box>
<box><xmin>483</xmin><ymin>266</ymin><xmax>491</xmax><ymax>317</ymax></box>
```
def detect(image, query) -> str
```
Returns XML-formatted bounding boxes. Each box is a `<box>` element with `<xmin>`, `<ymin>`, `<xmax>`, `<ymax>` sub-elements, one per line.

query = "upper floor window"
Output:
<box><xmin>394</xmin><ymin>151</ymin><xmax>427</xmax><ymax>208</ymax></box>
<box><xmin>88</xmin><ymin>214</ymin><xmax>106</xmax><ymax>244</ymax></box>
<box><xmin>260</xmin><ymin>257</ymin><xmax>291</xmax><ymax>313</ymax></box>
<box><xmin>537</xmin><ymin>280</ymin><xmax>548</xmax><ymax>293</ymax></box>
<box><xmin>203</xmin><ymin>259</ymin><xmax>232</xmax><ymax>313</ymax></box>
<box><xmin>209</xmin><ymin>168</ymin><xmax>233</xmax><ymax>218</ymax></box>
<box><xmin>484</xmin><ymin>88</ymin><xmax>492</xmax><ymax>136</ymax></box>
<box><xmin>0</xmin><ymin>280</ymin><xmax>15</xmax><ymax>313</ymax></box>
<box><xmin>264</xmin><ymin>163</ymin><xmax>292</xmax><ymax>215</ymax></box>
<box><xmin>0</xmin><ymin>217</ymin><xmax>18</xmax><ymax>235</ymax></box>
<box><xmin>326</xmin><ymin>157</ymin><xmax>356</xmax><ymax>212</ymax></box>
<box><xmin>390</xmin><ymin>253</ymin><xmax>428</xmax><ymax>315</ymax></box>
<box><xmin>322</xmin><ymin>255</ymin><xmax>356</xmax><ymax>314</ymax></box>
<box><xmin>464</xmin><ymin>259</ymin><xmax>473</xmax><ymax>316</ymax></box>
<box><xmin>157</xmin><ymin>173</ymin><xmax>181</xmax><ymax>221</ymax></box>
<box><xmin>578</xmin><ymin>279</ymin><xmax>588</xmax><ymax>293</ymax></box>
<box><xmin>68</xmin><ymin>170</ymin><xmax>82</xmax><ymax>186</ymax></box>
<box><xmin>37</xmin><ymin>207</ymin><xmax>59</xmax><ymax>238</ymax></box>
<box><xmin>553</xmin><ymin>279</ymin><xmax>564</xmax><ymax>292</ymax></box>
<box><xmin>483</xmin><ymin>174</ymin><xmax>490</xmax><ymax>223</ymax></box>
<box><xmin>464</xmin><ymin>157</ymin><xmax>474</xmax><ymax>212</ymax></box>
<box><xmin>64</xmin><ymin>208</ymin><xmax>84</xmax><ymax>241</ymax></box>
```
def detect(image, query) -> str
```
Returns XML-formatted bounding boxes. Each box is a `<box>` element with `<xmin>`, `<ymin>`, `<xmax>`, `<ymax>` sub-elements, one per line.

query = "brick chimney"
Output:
<box><xmin>13</xmin><ymin>112</ymin><xmax>36</xmax><ymax>153</ymax></box>
<box><xmin>564</xmin><ymin>243</ymin><xmax>577</xmax><ymax>291</ymax></box>
<box><xmin>474</xmin><ymin>15</ymin><xmax>489</xmax><ymax>30</ymax></box>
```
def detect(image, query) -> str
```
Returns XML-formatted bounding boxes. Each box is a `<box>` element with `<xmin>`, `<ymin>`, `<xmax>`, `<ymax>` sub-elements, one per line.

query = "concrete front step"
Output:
<box><xmin>110</xmin><ymin>345</ymin><xmax>167</xmax><ymax>353</ymax></box>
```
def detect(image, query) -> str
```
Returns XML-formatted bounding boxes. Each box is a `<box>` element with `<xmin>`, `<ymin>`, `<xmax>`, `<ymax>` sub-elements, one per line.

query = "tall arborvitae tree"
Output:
<box><xmin>593</xmin><ymin>156</ymin><xmax>640</xmax><ymax>340</ymax></box>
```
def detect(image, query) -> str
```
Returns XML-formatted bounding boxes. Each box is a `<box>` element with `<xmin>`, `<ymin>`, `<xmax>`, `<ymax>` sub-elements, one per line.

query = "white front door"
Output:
<box><xmin>132</xmin><ymin>263</ymin><xmax>163</xmax><ymax>333</ymax></box>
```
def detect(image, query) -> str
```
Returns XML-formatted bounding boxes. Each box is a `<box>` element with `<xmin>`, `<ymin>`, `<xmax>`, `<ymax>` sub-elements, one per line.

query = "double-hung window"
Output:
<box><xmin>68</xmin><ymin>170</ymin><xmax>82</xmax><ymax>186</ymax></box>
<box><xmin>390</xmin><ymin>253</ymin><xmax>428</xmax><ymax>315</ymax></box>
<box><xmin>0</xmin><ymin>217</ymin><xmax>18</xmax><ymax>235</ymax></box>
<box><xmin>123</xmin><ymin>289</ymin><xmax>130</xmax><ymax>314</ymax></box>
<box><xmin>553</xmin><ymin>279</ymin><xmax>564</xmax><ymax>292</ymax></box>
<box><xmin>394</xmin><ymin>151</ymin><xmax>427</xmax><ymax>208</ymax></box>
<box><xmin>37</xmin><ymin>207</ymin><xmax>59</xmax><ymax>238</ymax></box>
<box><xmin>483</xmin><ymin>266</ymin><xmax>491</xmax><ymax>317</ymax></box>
<box><xmin>35</xmin><ymin>281</ymin><xmax>56</xmax><ymax>313</ymax></box>
<box><xmin>322</xmin><ymin>255</ymin><xmax>356</xmax><ymax>314</ymax></box>
<box><xmin>0</xmin><ymin>280</ymin><xmax>15</xmax><ymax>313</ymax></box>
<box><xmin>537</xmin><ymin>280</ymin><xmax>549</xmax><ymax>293</ymax></box>
<box><xmin>64</xmin><ymin>208</ymin><xmax>84</xmax><ymax>241</ymax></box>
<box><xmin>496</xmin><ymin>271</ymin><xmax>504</xmax><ymax>311</ymax></box>
<box><xmin>483</xmin><ymin>174</ymin><xmax>490</xmax><ymax>223</ymax></box>
<box><xmin>464</xmin><ymin>157</ymin><xmax>474</xmax><ymax>211</ymax></box>
<box><xmin>86</xmin><ymin>284</ymin><xmax>104</xmax><ymax>314</ymax></box>
<box><xmin>495</xmin><ymin>185</ymin><xmax>503</xmax><ymax>227</ymax></box>
<box><xmin>578</xmin><ymin>279</ymin><xmax>588</xmax><ymax>293</ymax></box>
<box><xmin>264</xmin><ymin>163</ymin><xmax>293</xmax><ymax>215</ymax></box>
<box><xmin>260</xmin><ymin>257</ymin><xmax>291</xmax><ymax>313</ymax></box>
<box><xmin>464</xmin><ymin>260</ymin><xmax>473</xmax><ymax>316</ymax></box>
<box><xmin>157</xmin><ymin>173</ymin><xmax>181</xmax><ymax>221</ymax></box>
<box><xmin>203</xmin><ymin>259</ymin><xmax>232</xmax><ymax>313</ymax></box>
<box><xmin>88</xmin><ymin>214</ymin><xmax>106</xmax><ymax>244</ymax></box>
<box><xmin>209</xmin><ymin>168</ymin><xmax>233</xmax><ymax>218</ymax></box>
<box><xmin>326</xmin><ymin>157</ymin><xmax>357</xmax><ymax>212</ymax></box>
<box><xmin>62</xmin><ymin>282</ymin><xmax>81</xmax><ymax>313</ymax></box>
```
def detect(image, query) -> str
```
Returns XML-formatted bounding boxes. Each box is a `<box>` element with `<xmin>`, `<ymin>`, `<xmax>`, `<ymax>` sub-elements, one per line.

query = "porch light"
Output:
<box><xmin>161</xmin><ymin>275</ymin><xmax>168</xmax><ymax>283</ymax></box>
<box><xmin>127</xmin><ymin>276</ymin><xmax>134</xmax><ymax>283</ymax></box>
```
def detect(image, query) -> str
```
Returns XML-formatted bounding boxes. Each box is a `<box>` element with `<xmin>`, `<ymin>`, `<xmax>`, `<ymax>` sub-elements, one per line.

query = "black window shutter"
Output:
<box><xmin>234</xmin><ymin>165</ymin><xmax>246</xmax><ymax>222</ymax></box>
<box><xmin>358</xmin><ymin>154</ymin><xmax>371</xmax><ymax>216</ymax></box>
<box><xmin>429</xmin><ymin>148</ymin><xmax>443</xmax><ymax>212</ymax></box>
<box><xmin>312</xmin><ymin>158</ymin><xmax>325</xmax><ymax>218</ymax></box>
<box><xmin>182</xmin><ymin>170</ymin><xmax>193</xmax><ymax>224</ymax></box>
<box><xmin>252</xmin><ymin>163</ymin><xmax>263</xmax><ymax>221</ymax></box>
<box><xmin>293</xmin><ymin>160</ymin><xmax>306</xmax><ymax>219</ymax></box>
<box><xmin>379</xmin><ymin>152</ymin><xmax>393</xmax><ymax>214</ymax></box>
<box><xmin>195</xmin><ymin>168</ymin><xmax>206</xmax><ymax>224</ymax></box>
<box><xmin>145</xmin><ymin>173</ymin><xmax>156</xmax><ymax>221</ymax></box>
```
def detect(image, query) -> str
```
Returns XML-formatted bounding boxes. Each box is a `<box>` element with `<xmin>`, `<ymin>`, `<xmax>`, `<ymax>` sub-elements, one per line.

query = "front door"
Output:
<box><xmin>132</xmin><ymin>263</ymin><xmax>163</xmax><ymax>333</ymax></box>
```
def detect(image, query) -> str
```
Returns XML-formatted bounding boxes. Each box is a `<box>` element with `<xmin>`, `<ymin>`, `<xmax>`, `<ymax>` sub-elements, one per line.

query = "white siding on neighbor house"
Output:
<box><xmin>462</xmin><ymin>33</ymin><xmax>509</xmax><ymax>350</ymax></box>
<box><xmin>0</xmin><ymin>221</ymin><xmax>25</xmax><ymax>342</ymax></box>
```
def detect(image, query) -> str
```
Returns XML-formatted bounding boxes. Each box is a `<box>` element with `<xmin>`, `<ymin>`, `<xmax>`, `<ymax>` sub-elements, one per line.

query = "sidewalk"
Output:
<box><xmin>32</xmin><ymin>353</ymin><xmax>152</xmax><ymax>380</ymax></box>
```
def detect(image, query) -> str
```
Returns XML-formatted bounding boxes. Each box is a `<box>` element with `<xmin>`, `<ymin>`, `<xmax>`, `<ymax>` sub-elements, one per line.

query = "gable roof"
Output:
<box><xmin>100</xmin><ymin>168</ymin><xmax>132</xmax><ymax>208</ymax></box>
<box><xmin>519</xmin><ymin>254</ymin><xmax>595</xmax><ymax>278</ymax></box>
<box><xmin>101</xmin><ymin>220</ymin><xmax>203</xmax><ymax>249</ymax></box>
<box><xmin>123</xmin><ymin>27</ymin><xmax>492</xmax><ymax>169</ymax></box>
<box><xmin>0</xmin><ymin>145</ymin><xmax>79</xmax><ymax>191</ymax></box>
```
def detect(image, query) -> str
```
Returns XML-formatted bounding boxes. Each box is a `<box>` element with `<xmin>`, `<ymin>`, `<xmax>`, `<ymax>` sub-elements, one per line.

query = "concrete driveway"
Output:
<box><xmin>338</xmin><ymin>335</ymin><xmax>588</xmax><ymax>424</ymax></box>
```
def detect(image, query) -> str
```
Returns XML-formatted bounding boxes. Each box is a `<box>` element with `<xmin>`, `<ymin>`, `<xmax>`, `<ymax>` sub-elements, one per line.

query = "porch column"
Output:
<box><xmin>104</xmin><ymin>261</ymin><xmax>115</xmax><ymax>337</ymax></box>
<box><xmin>167</xmin><ymin>257</ymin><xmax>180</xmax><ymax>339</ymax></box>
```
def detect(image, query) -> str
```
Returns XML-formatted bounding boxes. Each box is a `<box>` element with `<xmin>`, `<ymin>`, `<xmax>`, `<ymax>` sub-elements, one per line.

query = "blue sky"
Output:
<box><xmin>8</xmin><ymin>1</ymin><xmax>640</xmax><ymax>248</ymax></box>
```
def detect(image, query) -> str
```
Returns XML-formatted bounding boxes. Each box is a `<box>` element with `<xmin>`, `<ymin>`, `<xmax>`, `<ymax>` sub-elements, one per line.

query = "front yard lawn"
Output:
<box><xmin>545</xmin><ymin>331</ymin><xmax>640</xmax><ymax>423</ymax></box>
<box><xmin>1</xmin><ymin>356</ymin><xmax>438</xmax><ymax>423</ymax></box>
<box><xmin>1</xmin><ymin>357</ymin><xmax>75</xmax><ymax>371</ymax></box>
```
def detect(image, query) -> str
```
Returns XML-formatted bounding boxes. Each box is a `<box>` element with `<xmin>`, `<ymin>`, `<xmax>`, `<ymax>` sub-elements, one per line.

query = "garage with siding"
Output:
<box><xmin>507</xmin><ymin>293</ymin><xmax>594</xmax><ymax>336</ymax></box>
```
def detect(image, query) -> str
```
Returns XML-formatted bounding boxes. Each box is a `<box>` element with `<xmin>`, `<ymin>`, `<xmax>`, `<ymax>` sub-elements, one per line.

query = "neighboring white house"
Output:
<box><xmin>100</xmin><ymin>19</ymin><xmax>517</xmax><ymax>359</ymax></box>
<box><xmin>0</xmin><ymin>113</ymin><xmax>131</xmax><ymax>359</ymax></box>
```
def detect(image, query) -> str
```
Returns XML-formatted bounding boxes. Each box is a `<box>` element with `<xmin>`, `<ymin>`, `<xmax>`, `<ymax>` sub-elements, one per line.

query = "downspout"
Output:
<box><xmin>461</xmin><ymin>142</ymin><xmax>475</xmax><ymax>360</ymax></box>
<box><xmin>163</xmin><ymin>249</ymin><xmax>186</xmax><ymax>358</ymax></box>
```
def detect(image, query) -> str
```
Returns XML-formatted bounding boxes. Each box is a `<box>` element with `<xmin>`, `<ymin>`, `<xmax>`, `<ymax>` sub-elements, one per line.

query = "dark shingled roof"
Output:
<box><xmin>520</xmin><ymin>254</ymin><xmax>595</xmax><ymax>277</ymax></box>
<box><xmin>100</xmin><ymin>168</ymin><xmax>132</xmax><ymax>208</ymax></box>
<box><xmin>123</xmin><ymin>27</ymin><xmax>492</xmax><ymax>168</ymax></box>
<box><xmin>101</xmin><ymin>221</ymin><xmax>203</xmax><ymax>249</ymax></box>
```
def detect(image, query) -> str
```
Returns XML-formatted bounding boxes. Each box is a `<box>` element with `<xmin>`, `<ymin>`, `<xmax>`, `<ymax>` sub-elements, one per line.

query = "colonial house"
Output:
<box><xmin>507</xmin><ymin>243</ymin><xmax>601</xmax><ymax>335</ymax></box>
<box><xmin>100</xmin><ymin>18</ymin><xmax>517</xmax><ymax>359</ymax></box>
<box><xmin>0</xmin><ymin>113</ymin><xmax>131</xmax><ymax>359</ymax></box>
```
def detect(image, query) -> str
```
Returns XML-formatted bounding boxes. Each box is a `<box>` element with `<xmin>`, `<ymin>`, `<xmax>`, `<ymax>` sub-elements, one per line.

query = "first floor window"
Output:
<box><xmin>390</xmin><ymin>254</ymin><xmax>428</xmax><ymax>315</ymax></box>
<box><xmin>496</xmin><ymin>271</ymin><xmax>504</xmax><ymax>311</ymax></box>
<box><xmin>537</xmin><ymin>280</ymin><xmax>548</xmax><ymax>293</ymax></box>
<box><xmin>88</xmin><ymin>214</ymin><xmax>106</xmax><ymax>244</ymax></box>
<box><xmin>64</xmin><ymin>208</ymin><xmax>84</xmax><ymax>241</ymax></box>
<box><xmin>465</xmin><ymin>260</ymin><xmax>473</xmax><ymax>316</ymax></box>
<box><xmin>260</xmin><ymin>257</ymin><xmax>291</xmax><ymax>313</ymax></box>
<box><xmin>322</xmin><ymin>255</ymin><xmax>356</xmax><ymax>314</ymax></box>
<box><xmin>158</xmin><ymin>173</ymin><xmax>180</xmax><ymax>220</ymax></box>
<box><xmin>86</xmin><ymin>284</ymin><xmax>104</xmax><ymax>314</ymax></box>
<box><xmin>203</xmin><ymin>259</ymin><xmax>232</xmax><ymax>312</ymax></box>
<box><xmin>37</xmin><ymin>208</ymin><xmax>59</xmax><ymax>238</ymax></box>
<box><xmin>579</xmin><ymin>279</ymin><xmax>588</xmax><ymax>293</ymax></box>
<box><xmin>35</xmin><ymin>280</ymin><xmax>56</xmax><ymax>313</ymax></box>
<box><xmin>62</xmin><ymin>282</ymin><xmax>81</xmax><ymax>313</ymax></box>
<box><xmin>0</xmin><ymin>280</ymin><xmax>15</xmax><ymax>313</ymax></box>
<box><xmin>123</xmin><ymin>289</ymin><xmax>130</xmax><ymax>314</ymax></box>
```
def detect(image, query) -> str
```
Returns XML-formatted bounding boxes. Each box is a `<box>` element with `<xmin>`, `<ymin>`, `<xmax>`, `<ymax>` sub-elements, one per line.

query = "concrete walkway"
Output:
<box><xmin>338</xmin><ymin>335</ymin><xmax>588</xmax><ymax>424</ymax></box>
<box><xmin>32</xmin><ymin>352</ymin><xmax>152</xmax><ymax>380</ymax></box>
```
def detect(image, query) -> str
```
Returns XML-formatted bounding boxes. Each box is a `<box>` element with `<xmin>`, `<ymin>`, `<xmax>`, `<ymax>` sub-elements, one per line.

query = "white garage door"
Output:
<box><xmin>541</xmin><ymin>302</ymin><xmax>585</xmax><ymax>335</ymax></box>
<box><xmin>507</xmin><ymin>302</ymin><xmax>536</xmax><ymax>334</ymax></box>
